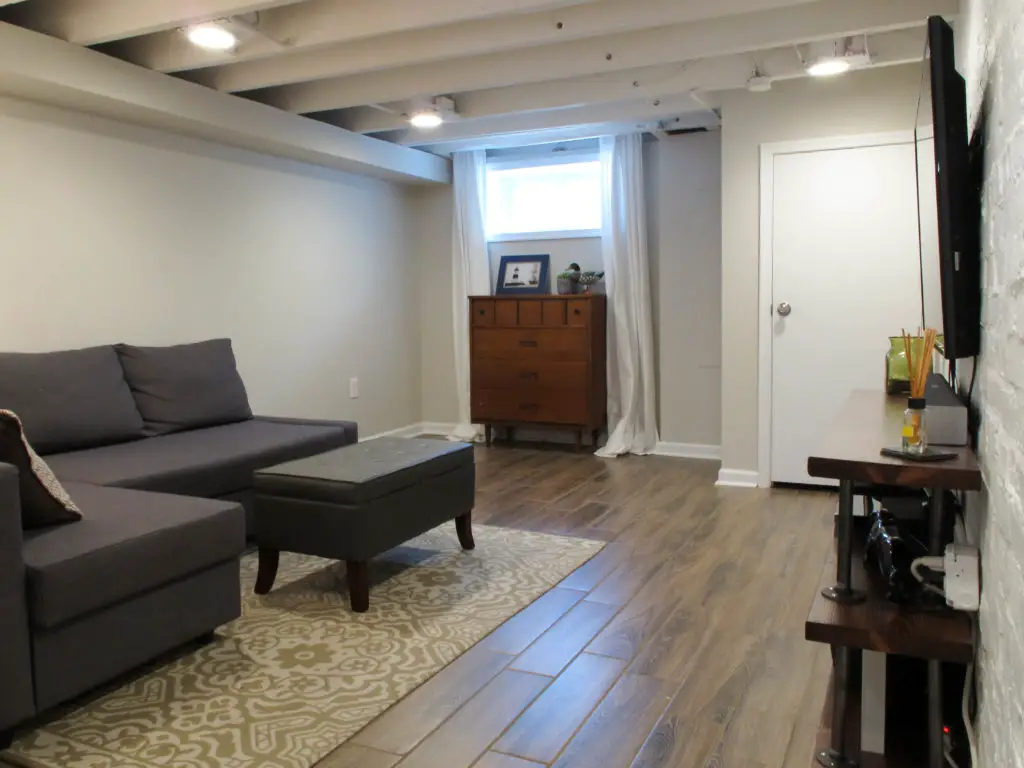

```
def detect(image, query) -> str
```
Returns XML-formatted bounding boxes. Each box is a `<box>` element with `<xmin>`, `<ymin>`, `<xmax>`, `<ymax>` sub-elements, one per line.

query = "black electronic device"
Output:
<box><xmin>915</xmin><ymin>15</ymin><xmax>982</xmax><ymax>360</ymax></box>
<box><xmin>865</xmin><ymin>508</ymin><xmax>929</xmax><ymax>603</ymax></box>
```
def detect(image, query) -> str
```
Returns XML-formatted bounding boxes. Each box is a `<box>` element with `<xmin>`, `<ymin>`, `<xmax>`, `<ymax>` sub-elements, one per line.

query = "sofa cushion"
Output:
<box><xmin>116</xmin><ymin>339</ymin><xmax>252</xmax><ymax>436</ymax></box>
<box><xmin>22</xmin><ymin>483</ymin><xmax>244</xmax><ymax>629</ymax></box>
<box><xmin>45</xmin><ymin>418</ymin><xmax>355</xmax><ymax>499</ymax></box>
<box><xmin>0</xmin><ymin>346</ymin><xmax>145</xmax><ymax>454</ymax></box>
<box><xmin>0</xmin><ymin>410</ymin><xmax>82</xmax><ymax>529</ymax></box>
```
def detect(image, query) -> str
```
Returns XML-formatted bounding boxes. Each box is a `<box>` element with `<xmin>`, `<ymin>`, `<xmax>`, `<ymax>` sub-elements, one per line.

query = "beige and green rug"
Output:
<box><xmin>6</xmin><ymin>525</ymin><xmax>603</xmax><ymax>768</ymax></box>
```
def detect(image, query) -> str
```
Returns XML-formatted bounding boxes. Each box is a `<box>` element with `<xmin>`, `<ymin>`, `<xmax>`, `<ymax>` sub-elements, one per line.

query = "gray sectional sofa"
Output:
<box><xmin>0</xmin><ymin>340</ymin><xmax>356</xmax><ymax>745</ymax></box>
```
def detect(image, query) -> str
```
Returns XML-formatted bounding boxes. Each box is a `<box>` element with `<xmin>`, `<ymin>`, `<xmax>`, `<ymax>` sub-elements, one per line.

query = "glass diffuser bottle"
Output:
<box><xmin>902</xmin><ymin>397</ymin><xmax>928</xmax><ymax>454</ymax></box>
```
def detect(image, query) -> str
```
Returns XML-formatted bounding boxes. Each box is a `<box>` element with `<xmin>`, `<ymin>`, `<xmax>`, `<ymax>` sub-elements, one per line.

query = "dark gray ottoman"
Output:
<box><xmin>252</xmin><ymin>437</ymin><xmax>475</xmax><ymax>612</ymax></box>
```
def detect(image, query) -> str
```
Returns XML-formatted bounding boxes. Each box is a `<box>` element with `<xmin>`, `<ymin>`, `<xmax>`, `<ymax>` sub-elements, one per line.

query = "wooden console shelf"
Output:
<box><xmin>806</xmin><ymin>390</ymin><xmax>980</xmax><ymax>768</ymax></box>
<box><xmin>806</xmin><ymin>528</ymin><xmax>973</xmax><ymax>664</ymax></box>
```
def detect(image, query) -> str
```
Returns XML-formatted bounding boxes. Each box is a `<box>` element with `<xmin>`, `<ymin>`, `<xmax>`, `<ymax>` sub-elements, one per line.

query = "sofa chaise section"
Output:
<box><xmin>20</xmin><ymin>482</ymin><xmax>245</xmax><ymax>710</ymax></box>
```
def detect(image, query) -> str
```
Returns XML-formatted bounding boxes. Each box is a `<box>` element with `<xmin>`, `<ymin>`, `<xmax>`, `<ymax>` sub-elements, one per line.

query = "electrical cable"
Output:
<box><xmin>964</xmin><ymin>621</ymin><xmax>979</xmax><ymax>767</ymax></box>
<box><xmin>967</xmin><ymin>356</ymin><xmax>978</xmax><ymax>401</ymax></box>
<box><xmin>911</xmin><ymin>555</ymin><xmax>946</xmax><ymax>597</ymax></box>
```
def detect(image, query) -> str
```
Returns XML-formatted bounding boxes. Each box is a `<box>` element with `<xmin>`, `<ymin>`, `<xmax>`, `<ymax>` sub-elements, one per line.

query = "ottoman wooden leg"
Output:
<box><xmin>254</xmin><ymin>548</ymin><xmax>280</xmax><ymax>595</ymax></box>
<box><xmin>456</xmin><ymin>513</ymin><xmax>475</xmax><ymax>550</ymax></box>
<box><xmin>346</xmin><ymin>560</ymin><xmax>370</xmax><ymax>613</ymax></box>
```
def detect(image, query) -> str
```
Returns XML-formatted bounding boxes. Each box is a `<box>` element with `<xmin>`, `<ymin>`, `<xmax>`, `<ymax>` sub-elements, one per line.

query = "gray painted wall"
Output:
<box><xmin>0</xmin><ymin>96</ymin><xmax>422</xmax><ymax>437</ymax></box>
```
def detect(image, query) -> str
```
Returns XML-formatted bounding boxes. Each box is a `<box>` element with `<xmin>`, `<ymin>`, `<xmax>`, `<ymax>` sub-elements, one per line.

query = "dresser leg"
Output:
<box><xmin>591</xmin><ymin>428</ymin><xmax>600</xmax><ymax>448</ymax></box>
<box><xmin>507</xmin><ymin>427</ymin><xmax>515</xmax><ymax>445</ymax></box>
<box><xmin>484</xmin><ymin>424</ymin><xmax>492</xmax><ymax>447</ymax></box>
<box><xmin>574</xmin><ymin>430</ymin><xmax>582</xmax><ymax>452</ymax></box>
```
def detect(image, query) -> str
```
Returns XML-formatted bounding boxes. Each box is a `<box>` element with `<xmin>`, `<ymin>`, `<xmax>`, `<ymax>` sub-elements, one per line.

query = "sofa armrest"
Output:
<box><xmin>253</xmin><ymin>416</ymin><xmax>358</xmax><ymax>444</ymax></box>
<box><xmin>0</xmin><ymin>463</ymin><xmax>37</xmax><ymax>731</ymax></box>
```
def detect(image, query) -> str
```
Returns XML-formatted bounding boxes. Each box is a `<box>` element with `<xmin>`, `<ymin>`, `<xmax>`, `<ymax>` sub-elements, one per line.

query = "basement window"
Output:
<box><xmin>485</xmin><ymin>147</ymin><xmax>602</xmax><ymax>241</ymax></box>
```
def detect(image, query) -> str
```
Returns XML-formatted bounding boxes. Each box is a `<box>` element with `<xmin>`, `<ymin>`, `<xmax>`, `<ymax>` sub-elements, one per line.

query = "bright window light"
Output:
<box><xmin>486</xmin><ymin>160</ymin><xmax>602</xmax><ymax>239</ymax></box>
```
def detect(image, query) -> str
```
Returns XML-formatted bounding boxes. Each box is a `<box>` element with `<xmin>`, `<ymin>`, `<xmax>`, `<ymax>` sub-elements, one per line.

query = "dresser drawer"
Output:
<box><xmin>472</xmin><ymin>361</ymin><xmax>587</xmax><ymax>391</ymax></box>
<box><xmin>470</xmin><ymin>300</ymin><xmax>495</xmax><ymax>326</ymax></box>
<box><xmin>471</xmin><ymin>389</ymin><xmax>590</xmax><ymax>425</ymax></box>
<box><xmin>472</xmin><ymin>328</ymin><xmax>589</xmax><ymax>361</ymax></box>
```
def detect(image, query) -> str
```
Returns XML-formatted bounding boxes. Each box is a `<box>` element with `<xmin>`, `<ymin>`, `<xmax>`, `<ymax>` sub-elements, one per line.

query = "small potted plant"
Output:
<box><xmin>556</xmin><ymin>263</ymin><xmax>582</xmax><ymax>295</ymax></box>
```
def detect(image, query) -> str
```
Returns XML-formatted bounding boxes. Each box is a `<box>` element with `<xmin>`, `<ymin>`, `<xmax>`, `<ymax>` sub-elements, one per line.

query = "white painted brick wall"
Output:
<box><xmin>960</xmin><ymin>1</ymin><xmax>1024</xmax><ymax>765</ymax></box>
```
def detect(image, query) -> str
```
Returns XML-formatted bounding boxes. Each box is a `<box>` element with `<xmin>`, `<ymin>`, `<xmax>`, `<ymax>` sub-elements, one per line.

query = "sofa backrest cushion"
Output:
<box><xmin>116</xmin><ymin>339</ymin><xmax>253</xmax><ymax>436</ymax></box>
<box><xmin>0</xmin><ymin>346</ymin><xmax>146</xmax><ymax>454</ymax></box>
<box><xmin>0</xmin><ymin>411</ymin><xmax>82</xmax><ymax>529</ymax></box>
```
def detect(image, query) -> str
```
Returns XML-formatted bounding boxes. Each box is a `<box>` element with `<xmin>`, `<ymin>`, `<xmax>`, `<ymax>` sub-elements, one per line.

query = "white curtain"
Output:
<box><xmin>448</xmin><ymin>150</ymin><xmax>491</xmax><ymax>442</ymax></box>
<box><xmin>595</xmin><ymin>134</ymin><xmax>660</xmax><ymax>457</ymax></box>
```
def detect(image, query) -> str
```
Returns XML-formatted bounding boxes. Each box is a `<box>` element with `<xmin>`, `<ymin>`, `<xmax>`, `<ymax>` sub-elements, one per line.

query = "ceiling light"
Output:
<box><xmin>807</xmin><ymin>58</ymin><xmax>851</xmax><ymax>77</ymax></box>
<box><xmin>409</xmin><ymin>109</ymin><xmax>444</xmax><ymax>129</ymax></box>
<box><xmin>186</xmin><ymin>23</ymin><xmax>237</xmax><ymax>51</ymax></box>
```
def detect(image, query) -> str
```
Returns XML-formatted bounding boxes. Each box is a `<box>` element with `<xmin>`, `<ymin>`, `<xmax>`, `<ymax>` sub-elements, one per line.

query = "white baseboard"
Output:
<box><xmin>418</xmin><ymin>422</ymin><xmax>458</xmax><ymax>437</ymax></box>
<box><xmin>360</xmin><ymin>423</ymin><xmax>428</xmax><ymax>441</ymax></box>
<box><xmin>715</xmin><ymin>468</ymin><xmax>760</xmax><ymax>488</ymax></box>
<box><xmin>652</xmin><ymin>441</ymin><xmax>721</xmax><ymax>461</ymax></box>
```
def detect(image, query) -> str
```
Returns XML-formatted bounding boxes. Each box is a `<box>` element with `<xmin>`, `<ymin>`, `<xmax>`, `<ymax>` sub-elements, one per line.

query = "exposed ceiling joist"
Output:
<box><xmin>182</xmin><ymin>0</ymin><xmax>813</xmax><ymax>92</ymax></box>
<box><xmin>0</xmin><ymin>0</ymin><xmax>303</xmax><ymax>46</ymax></box>
<box><xmin>337</xmin><ymin>28</ymin><xmax>926</xmax><ymax>135</ymax></box>
<box><xmin>107</xmin><ymin>0</ymin><xmax>600</xmax><ymax>74</ymax></box>
<box><xmin>252</xmin><ymin>0</ymin><xmax>955</xmax><ymax>115</ymax></box>
<box><xmin>371</xmin><ymin>93</ymin><xmax>718</xmax><ymax>150</ymax></box>
<box><xmin>0</xmin><ymin>21</ymin><xmax>449</xmax><ymax>183</ymax></box>
<box><xmin>0</xmin><ymin>0</ymin><xmax>29</xmax><ymax>6</ymax></box>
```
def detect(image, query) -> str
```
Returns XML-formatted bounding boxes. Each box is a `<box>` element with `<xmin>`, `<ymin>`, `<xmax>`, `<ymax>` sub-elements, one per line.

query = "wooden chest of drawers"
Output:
<box><xmin>469</xmin><ymin>295</ymin><xmax>606</xmax><ymax>449</ymax></box>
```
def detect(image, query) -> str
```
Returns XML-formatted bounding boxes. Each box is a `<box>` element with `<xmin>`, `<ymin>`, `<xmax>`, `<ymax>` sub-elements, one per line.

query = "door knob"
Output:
<box><xmin>776</xmin><ymin>302</ymin><xmax>792</xmax><ymax>317</ymax></box>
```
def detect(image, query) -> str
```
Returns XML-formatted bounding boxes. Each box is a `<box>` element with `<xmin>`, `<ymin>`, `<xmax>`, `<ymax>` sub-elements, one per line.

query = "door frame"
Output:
<box><xmin>757</xmin><ymin>131</ymin><xmax>918</xmax><ymax>487</ymax></box>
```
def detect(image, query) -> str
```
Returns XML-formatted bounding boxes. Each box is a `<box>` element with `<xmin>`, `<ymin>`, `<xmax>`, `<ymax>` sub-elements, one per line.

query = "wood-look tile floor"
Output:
<box><xmin>325</xmin><ymin>446</ymin><xmax>836</xmax><ymax>768</ymax></box>
<box><xmin>3</xmin><ymin>446</ymin><xmax>834</xmax><ymax>768</ymax></box>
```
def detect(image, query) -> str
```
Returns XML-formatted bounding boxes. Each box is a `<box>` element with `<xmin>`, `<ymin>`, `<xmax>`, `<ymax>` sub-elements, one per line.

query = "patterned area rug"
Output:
<box><xmin>6</xmin><ymin>525</ymin><xmax>603</xmax><ymax>768</ymax></box>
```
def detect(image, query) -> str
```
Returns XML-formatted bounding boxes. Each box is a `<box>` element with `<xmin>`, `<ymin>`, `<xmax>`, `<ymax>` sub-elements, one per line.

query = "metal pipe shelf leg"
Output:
<box><xmin>817</xmin><ymin>645</ymin><xmax>858</xmax><ymax>767</ymax></box>
<box><xmin>822</xmin><ymin>479</ymin><xmax>867</xmax><ymax>604</ymax></box>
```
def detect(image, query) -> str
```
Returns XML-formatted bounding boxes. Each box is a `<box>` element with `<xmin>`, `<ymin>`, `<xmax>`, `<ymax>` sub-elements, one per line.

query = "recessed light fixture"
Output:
<box><xmin>186</xmin><ymin>23</ymin><xmax>238</xmax><ymax>51</ymax></box>
<box><xmin>409</xmin><ymin>109</ymin><xmax>444</xmax><ymax>129</ymax></box>
<box><xmin>807</xmin><ymin>58</ymin><xmax>852</xmax><ymax>77</ymax></box>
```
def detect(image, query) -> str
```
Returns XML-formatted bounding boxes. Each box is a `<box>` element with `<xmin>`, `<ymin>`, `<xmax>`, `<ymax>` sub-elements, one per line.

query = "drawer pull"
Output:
<box><xmin>519</xmin><ymin>340</ymin><xmax>538</xmax><ymax>347</ymax></box>
<box><xmin>478</xmin><ymin>309</ymin><xmax>485</xmax><ymax>315</ymax></box>
<box><xmin>520</xmin><ymin>371</ymin><xmax>539</xmax><ymax>379</ymax></box>
<box><xmin>574</xmin><ymin>308</ymin><xmax>582</xmax><ymax>315</ymax></box>
<box><xmin>520</xmin><ymin>402</ymin><xmax>539</xmax><ymax>410</ymax></box>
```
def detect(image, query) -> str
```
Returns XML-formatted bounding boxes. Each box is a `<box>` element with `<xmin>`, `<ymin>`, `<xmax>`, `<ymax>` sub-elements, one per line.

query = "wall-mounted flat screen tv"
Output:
<box><xmin>915</xmin><ymin>15</ymin><xmax>981</xmax><ymax>359</ymax></box>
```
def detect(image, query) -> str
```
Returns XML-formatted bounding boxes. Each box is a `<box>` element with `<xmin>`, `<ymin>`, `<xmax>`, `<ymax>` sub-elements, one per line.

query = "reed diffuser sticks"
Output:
<box><xmin>902</xmin><ymin>328</ymin><xmax>938</xmax><ymax>398</ymax></box>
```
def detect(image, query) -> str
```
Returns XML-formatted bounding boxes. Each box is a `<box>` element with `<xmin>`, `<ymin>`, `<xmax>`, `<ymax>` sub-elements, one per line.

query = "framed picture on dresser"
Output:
<box><xmin>495</xmin><ymin>254</ymin><xmax>550</xmax><ymax>295</ymax></box>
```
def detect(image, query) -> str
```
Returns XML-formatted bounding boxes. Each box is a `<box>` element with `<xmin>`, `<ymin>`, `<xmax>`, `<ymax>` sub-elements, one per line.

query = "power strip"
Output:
<box><xmin>944</xmin><ymin>543</ymin><xmax>980</xmax><ymax>611</ymax></box>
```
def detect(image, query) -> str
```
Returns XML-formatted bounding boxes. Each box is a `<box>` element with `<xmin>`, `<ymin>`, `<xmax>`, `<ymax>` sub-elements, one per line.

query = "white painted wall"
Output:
<box><xmin>717</xmin><ymin>63</ymin><xmax>928</xmax><ymax>475</ymax></box>
<box><xmin>0</xmin><ymin>96</ymin><xmax>421</xmax><ymax>437</ymax></box>
<box><xmin>414</xmin><ymin>131</ymin><xmax>722</xmax><ymax>449</ymax></box>
<box><xmin>959</xmin><ymin>1</ymin><xmax>1024</xmax><ymax>765</ymax></box>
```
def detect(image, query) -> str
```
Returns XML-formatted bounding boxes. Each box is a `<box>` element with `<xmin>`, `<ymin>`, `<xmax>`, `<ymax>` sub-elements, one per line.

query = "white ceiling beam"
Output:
<box><xmin>337</xmin><ymin>30</ymin><xmax>926</xmax><ymax>136</ymax></box>
<box><xmin>375</xmin><ymin>93</ymin><xmax>718</xmax><ymax>150</ymax></box>
<box><xmin>342</xmin><ymin>28</ymin><xmax>926</xmax><ymax>134</ymax></box>
<box><xmin>109</xmin><ymin>0</ymin><xmax>599</xmax><ymax>74</ymax></box>
<box><xmin>0</xmin><ymin>21</ymin><xmax>449</xmax><ymax>183</ymax></box>
<box><xmin>182</xmin><ymin>0</ymin><xmax>814</xmax><ymax>91</ymax></box>
<box><xmin>254</xmin><ymin>0</ymin><xmax>956</xmax><ymax>115</ymax></box>
<box><xmin>0</xmin><ymin>1</ymin><xmax>30</xmax><ymax>6</ymax></box>
<box><xmin>0</xmin><ymin>0</ymin><xmax>303</xmax><ymax>46</ymax></box>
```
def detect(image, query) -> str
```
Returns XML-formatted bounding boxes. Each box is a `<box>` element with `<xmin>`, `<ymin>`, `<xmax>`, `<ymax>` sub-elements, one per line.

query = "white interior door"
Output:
<box><xmin>769</xmin><ymin>140</ymin><xmax>926</xmax><ymax>485</ymax></box>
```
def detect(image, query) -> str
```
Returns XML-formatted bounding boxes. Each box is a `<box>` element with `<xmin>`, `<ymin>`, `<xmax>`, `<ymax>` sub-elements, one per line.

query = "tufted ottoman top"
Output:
<box><xmin>254</xmin><ymin>437</ymin><xmax>473</xmax><ymax>505</ymax></box>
